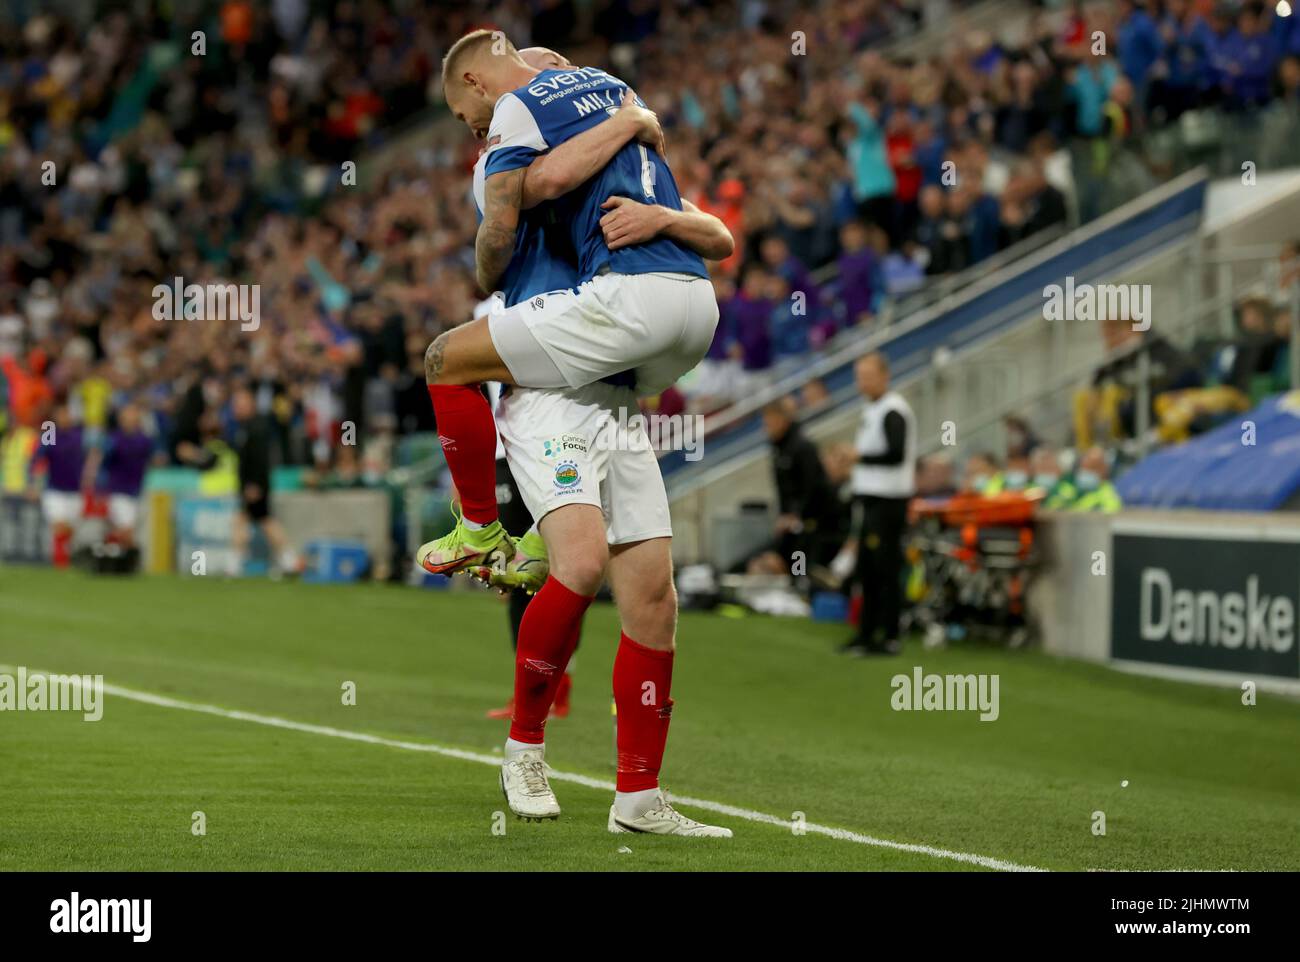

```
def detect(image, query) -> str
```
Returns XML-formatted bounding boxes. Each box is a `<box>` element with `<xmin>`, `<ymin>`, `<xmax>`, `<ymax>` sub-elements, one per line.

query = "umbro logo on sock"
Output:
<box><xmin>524</xmin><ymin>659</ymin><xmax>558</xmax><ymax>676</ymax></box>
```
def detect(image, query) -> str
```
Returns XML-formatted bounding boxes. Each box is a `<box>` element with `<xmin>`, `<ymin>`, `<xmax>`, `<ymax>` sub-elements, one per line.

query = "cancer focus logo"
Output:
<box><xmin>554</xmin><ymin>461</ymin><xmax>581</xmax><ymax>488</ymax></box>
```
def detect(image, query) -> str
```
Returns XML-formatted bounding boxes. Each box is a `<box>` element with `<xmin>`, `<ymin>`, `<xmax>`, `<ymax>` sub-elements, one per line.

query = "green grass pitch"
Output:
<box><xmin>2</xmin><ymin>565</ymin><xmax>1298</xmax><ymax>871</ymax></box>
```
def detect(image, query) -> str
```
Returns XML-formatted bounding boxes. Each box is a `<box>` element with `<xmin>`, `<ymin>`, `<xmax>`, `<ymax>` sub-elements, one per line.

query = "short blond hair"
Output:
<box><xmin>441</xmin><ymin>29</ymin><xmax>522</xmax><ymax>89</ymax></box>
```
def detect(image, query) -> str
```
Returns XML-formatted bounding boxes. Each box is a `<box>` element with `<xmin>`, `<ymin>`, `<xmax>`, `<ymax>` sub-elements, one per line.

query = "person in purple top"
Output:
<box><xmin>836</xmin><ymin>219</ymin><xmax>882</xmax><ymax>327</ymax></box>
<box><xmin>86</xmin><ymin>402</ymin><xmax>154</xmax><ymax>548</ymax></box>
<box><xmin>760</xmin><ymin>234</ymin><xmax>834</xmax><ymax>347</ymax></box>
<box><xmin>33</xmin><ymin>402</ymin><xmax>86</xmax><ymax>567</ymax></box>
<box><xmin>730</xmin><ymin>264</ymin><xmax>775</xmax><ymax>372</ymax></box>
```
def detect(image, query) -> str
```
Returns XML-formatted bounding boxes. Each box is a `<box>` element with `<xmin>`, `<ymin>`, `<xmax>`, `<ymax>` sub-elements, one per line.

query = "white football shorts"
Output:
<box><xmin>108</xmin><ymin>494</ymin><xmax>139</xmax><ymax>531</ymax></box>
<box><xmin>495</xmin><ymin>382</ymin><xmax>672</xmax><ymax>546</ymax></box>
<box><xmin>488</xmin><ymin>271</ymin><xmax>718</xmax><ymax>397</ymax></box>
<box><xmin>41</xmin><ymin>490</ymin><xmax>81</xmax><ymax>526</ymax></box>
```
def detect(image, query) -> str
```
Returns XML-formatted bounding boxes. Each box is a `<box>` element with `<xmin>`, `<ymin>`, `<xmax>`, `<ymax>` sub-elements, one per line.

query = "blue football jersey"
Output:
<box><xmin>482</xmin><ymin>66</ymin><xmax>707</xmax><ymax>285</ymax></box>
<box><xmin>472</xmin><ymin>151</ymin><xmax>577</xmax><ymax>307</ymax></box>
<box><xmin>472</xmin><ymin>150</ymin><xmax>636</xmax><ymax>390</ymax></box>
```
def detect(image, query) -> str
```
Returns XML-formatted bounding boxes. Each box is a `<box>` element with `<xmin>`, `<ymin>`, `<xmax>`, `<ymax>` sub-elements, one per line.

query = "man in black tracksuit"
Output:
<box><xmin>762</xmin><ymin>400</ymin><xmax>846</xmax><ymax>571</ymax></box>
<box><xmin>230</xmin><ymin>386</ymin><xmax>296</xmax><ymax>575</ymax></box>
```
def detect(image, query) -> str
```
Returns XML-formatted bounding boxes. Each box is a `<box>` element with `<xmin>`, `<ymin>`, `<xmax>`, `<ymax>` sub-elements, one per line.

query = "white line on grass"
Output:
<box><xmin>3</xmin><ymin>666</ymin><xmax>1046</xmax><ymax>872</ymax></box>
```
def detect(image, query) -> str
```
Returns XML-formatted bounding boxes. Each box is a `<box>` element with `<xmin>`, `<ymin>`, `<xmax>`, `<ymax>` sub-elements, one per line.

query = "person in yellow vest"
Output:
<box><xmin>1069</xmin><ymin>446</ymin><xmax>1122</xmax><ymax>513</ymax></box>
<box><xmin>1</xmin><ymin>423</ymin><xmax>39</xmax><ymax>496</ymax></box>
<box><xmin>76</xmin><ymin>371</ymin><xmax>113</xmax><ymax>440</ymax></box>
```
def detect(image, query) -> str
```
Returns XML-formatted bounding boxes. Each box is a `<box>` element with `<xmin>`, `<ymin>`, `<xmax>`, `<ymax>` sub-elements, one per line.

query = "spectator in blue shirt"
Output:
<box><xmin>845</xmin><ymin>99</ymin><xmax>897</xmax><ymax>235</ymax></box>
<box><xmin>1116</xmin><ymin>0</ymin><xmax>1164</xmax><ymax>103</ymax></box>
<box><xmin>1151</xmin><ymin>0</ymin><xmax>1213</xmax><ymax>120</ymax></box>
<box><xmin>1068</xmin><ymin>56</ymin><xmax>1120</xmax><ymax>136</ymax></box>
<box><xmin>1203</xmin><ymin>4</ymin><xmax>1241</xmax><ymax>99</ymax></box>
<box><xmin>1219</xmin><ymin>5</ymin><xmax>1279</xmax><ymax>109</ymax></box>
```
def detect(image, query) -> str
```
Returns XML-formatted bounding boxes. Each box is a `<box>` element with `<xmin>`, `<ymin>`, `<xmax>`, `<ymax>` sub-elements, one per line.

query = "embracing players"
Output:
<box><xmin>428</xmin><ymin>34</ymin><xmax>734</xmax><ymax>835</ymax></box>
<box><xmin>419</xmin><ymin>32</ymin><xmax>723</xmax><ymax>581</ymax></box>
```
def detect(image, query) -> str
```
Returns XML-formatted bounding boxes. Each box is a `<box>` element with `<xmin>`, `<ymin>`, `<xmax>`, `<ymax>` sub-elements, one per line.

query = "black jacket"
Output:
<box><xmin>772</xmin><ymin>423</ymin><xmax>843</xmax><ymax>534</ymax></box>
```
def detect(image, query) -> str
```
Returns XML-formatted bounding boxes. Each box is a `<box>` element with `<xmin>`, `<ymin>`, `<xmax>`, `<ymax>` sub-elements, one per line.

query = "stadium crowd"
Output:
<box><xmin>4</xmin><ymin>0</ymin><xmax>1300</xmax><ymax>570</ymax></box>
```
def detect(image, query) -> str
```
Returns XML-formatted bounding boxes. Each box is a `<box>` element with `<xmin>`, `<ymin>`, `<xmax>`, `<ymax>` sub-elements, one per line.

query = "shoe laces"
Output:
<box><xmin>514</xmin><ymin>754</ymin><xmax>552</xmax><ymax>798</ymax></box>
<box><xmin>433</xmin><ymin>517</ymin><xmax>470</xmax><ymax>551</ymax></box>
<box><xmin>647</xmin><ymin>796</ymin><xmax>698</xmax><ymax>828</ymax></box>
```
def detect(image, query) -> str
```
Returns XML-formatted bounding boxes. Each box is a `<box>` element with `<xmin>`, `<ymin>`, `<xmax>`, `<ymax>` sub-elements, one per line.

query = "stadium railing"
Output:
<box><xmin>666</xmin><ymin>168</ymin><xmax>1217</xmax><ymax>563</ymax></box>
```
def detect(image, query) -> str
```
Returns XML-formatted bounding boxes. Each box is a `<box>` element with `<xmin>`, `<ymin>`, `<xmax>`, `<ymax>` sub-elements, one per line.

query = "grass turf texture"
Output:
<box><xmin>2</xmin><ymin>566</ymin><xmax>1298</xmax><ymax>871</ymax></box>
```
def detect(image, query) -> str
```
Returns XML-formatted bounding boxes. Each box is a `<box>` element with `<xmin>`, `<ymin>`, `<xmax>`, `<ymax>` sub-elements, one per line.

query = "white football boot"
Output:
<box><xmin>500</xmin><ymin>746</ymin><xmax>561</xmax><ymax>821</ymax></box>
<box><xmin>607</xmin><ymin>791</ymin><xmax>733</xmax><ymax>837</ymax></box>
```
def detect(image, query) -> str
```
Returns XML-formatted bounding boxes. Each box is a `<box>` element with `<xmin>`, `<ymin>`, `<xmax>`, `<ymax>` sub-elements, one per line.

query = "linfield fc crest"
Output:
<box><xmin>554</xmin><ymin>461</ymin><xmax>581</xmax><ymax>489</ymax></box>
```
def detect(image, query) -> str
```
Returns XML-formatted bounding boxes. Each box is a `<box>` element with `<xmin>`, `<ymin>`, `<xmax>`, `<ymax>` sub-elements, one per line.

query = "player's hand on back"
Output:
<box><xmin>616</xmin><ymin>88</ymin><xmax>666</xmax><ymax>158</ymax></box>
<box><xmin>599</xmin><ymin>196</ymin><xmax>668</xmax><ymax>251</ymax></box>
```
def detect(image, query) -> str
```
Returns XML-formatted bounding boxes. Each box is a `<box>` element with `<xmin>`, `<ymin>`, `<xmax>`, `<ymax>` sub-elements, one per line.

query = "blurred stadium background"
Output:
<box><xmin>3</xmin><ymin>0</ymin><xmax>1300</xmax><ymax>870</ymax></box>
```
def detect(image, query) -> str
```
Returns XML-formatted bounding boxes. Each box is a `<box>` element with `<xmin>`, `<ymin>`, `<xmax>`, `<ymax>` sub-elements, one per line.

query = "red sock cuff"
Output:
<box><xmin>618</xmin><ymin>632</ymin><xmax>674</xmax><ymax>660</ymax></box>
<box><xmin>426</xmin><ymin>383</ymin><xmax>479</xmax><ymax>406</ymax></box>
<box><xmin>549</xmin><ymin>575</ymin><xmax>597</xmax><ymax>607</ymax></box>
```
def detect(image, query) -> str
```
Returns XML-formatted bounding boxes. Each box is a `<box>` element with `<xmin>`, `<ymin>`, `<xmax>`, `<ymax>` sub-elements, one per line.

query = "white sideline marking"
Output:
<box><xmin>4</xmin><ymin>666</ymin><xmax>1046</xmax><ymax>872</ymax></box>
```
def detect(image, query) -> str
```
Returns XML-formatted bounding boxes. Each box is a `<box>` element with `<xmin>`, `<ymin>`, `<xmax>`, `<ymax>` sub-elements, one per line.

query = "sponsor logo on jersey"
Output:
<box><xmin>523</xmin><ymin>66</ymin><xmax>610</xmax><ymax>98</ymax></box>
<box><xmin>544</xmin><ymin>435</ymin><xmax>588</xmax><ymax>458</ymax></box>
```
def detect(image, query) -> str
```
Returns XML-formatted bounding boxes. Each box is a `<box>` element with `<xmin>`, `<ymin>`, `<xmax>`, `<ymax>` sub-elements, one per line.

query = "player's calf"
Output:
<box><xmin>609</xmin><ymin>537</ymin><xmax>677</xmax><ymax>650</ymax></box>
<box><xmin>423</xmin><ymin>320</ymin><xmax>518</xmax><ymax>533</ymax></box>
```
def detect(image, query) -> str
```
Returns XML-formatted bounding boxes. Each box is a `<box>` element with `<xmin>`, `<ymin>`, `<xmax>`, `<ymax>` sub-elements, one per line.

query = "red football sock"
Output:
<box><xmin>612</xmin><ymin>632</ymin><xmax>675</xmax><ymax>793</ymax></box>
<box><xmin>508</xmin><ymin>577</ymin><xmax>592</xmax><ymax>744</ymax></box>
<box><xmin>427</xmin><ymin>383</ymin><xmax>499</xmax><ymax>524</ymax></box>
<box><xmin>51</xmin><ymin>526</ymin><xmax>71</xmax><ymax>568</ymax></box>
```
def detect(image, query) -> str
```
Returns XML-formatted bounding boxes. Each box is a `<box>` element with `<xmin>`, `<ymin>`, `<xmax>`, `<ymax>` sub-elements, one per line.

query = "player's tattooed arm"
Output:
<box><xmin>476</xmin><ymin>168</ymin><xmax>526</xmax><ymax>291</ymax></box>
<box><xmin>521</xmin><ymin>90</ymin><xmax>664</xmax><ymax>209</ymax></box>
<box><xmin>599</xmin><ymin>197</ymin><xmax>734</xmax><ymax>260</ymax></box>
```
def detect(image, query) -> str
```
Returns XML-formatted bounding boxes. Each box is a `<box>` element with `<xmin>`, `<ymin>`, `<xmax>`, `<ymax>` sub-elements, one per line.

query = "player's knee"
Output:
<box><xmin>424</xmin><ymin>331</ymin><xmax>462</xmax><ymax>386</ymax></box>
<box><xmin>551</xmin><ymin>546</ymin><xmax>608</xmax><ymax>597</ymax></box>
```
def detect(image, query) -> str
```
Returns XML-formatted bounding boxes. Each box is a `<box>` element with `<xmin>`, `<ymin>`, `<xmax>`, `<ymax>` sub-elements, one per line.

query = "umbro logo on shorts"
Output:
<box><xmin>438</xmin><ymin>434</ymin><xmax>456</xmax><ymax>450</ymax></box>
